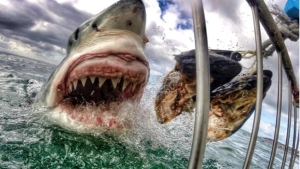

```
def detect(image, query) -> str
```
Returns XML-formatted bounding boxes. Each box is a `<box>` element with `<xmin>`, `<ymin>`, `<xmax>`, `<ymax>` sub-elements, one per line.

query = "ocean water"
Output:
<box><xmin>0</xmin><ymin>52</ymin><xmax>298</xmax><ymax>169</ymax></box>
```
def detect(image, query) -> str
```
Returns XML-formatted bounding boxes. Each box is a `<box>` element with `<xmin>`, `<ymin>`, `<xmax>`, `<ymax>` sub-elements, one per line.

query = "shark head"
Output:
<box><xmin>37</xmin><ymin>0</ymin><xmax>149</xmax><ymax>131</ymax></box>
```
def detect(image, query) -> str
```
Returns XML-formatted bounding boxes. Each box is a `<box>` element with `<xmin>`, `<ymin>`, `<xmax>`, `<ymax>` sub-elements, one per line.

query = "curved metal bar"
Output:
<box><xmin>188</xmin><ymin>0</ymin><xmax>210</xmax><ymax>168</ymax></box>
<box><xmin>267</xmin><ymin>52</ymin><xmax>283</xmax><ymax>169</ymax></box>
<box><xmin>291</xmin><ymin>130</ymin><xmax>299</xmax><ymax>168</ymax></box>
<box><xmin>242</xmin><ymin>4</ymin><xmax>264</xmax><ymax>169</ymax></box>
<box><xmin>281</xmin><ymin>81</ymin><xmax>292</xmax><ymax>169</ymax></box>
<box><xmin>289</xmin><ymin>104</ymin><xmax>298</xmax><ymax>169</ymax></box>
<box><xmin>245</xmin><ymin>0</ymin><xmax>299</xmax><ymax>107</ymax></box>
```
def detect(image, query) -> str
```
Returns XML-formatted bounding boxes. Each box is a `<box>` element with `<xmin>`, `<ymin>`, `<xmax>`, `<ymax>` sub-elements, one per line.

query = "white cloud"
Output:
<box><xmin>259</xmin><ymin>121</ymin><xmax>275</xmax><ymax>137</ymax></box>
<box><xmin>30</xmin><ymin>21</ymin><xmax>50</xmax><ymax>32</ymax></box>
<box><xmin>0</xmin><ymin>0</ymin><xmax>10</xmax><ymax>6</ymax></box>
<box><xmin>0</xmin><ymin>35</ymin><xmax>33</xmax><ymax>56</ymax></box>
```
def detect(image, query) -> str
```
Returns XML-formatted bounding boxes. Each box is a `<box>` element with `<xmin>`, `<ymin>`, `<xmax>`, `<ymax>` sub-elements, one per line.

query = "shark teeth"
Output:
<box><xmin>99</xmin><ymin>77</ymin><xmax>106</xmax><ymax>88</ymax></box>
<box><xmin>111</xmin><ymin>78</ymin><xmax>120</xmax><ymax>89</ymax></box>
<box><xmin>67</xmin><ymin>76</ymin><xmax>140</xmax><ymax>93</ymax></box>
<box><xmin>90</xmin><ymin>76</ymin><xmax>96</xmax><ymax>84</ymax></box>
<box><xmin>122</xmin><ymin>80</ymin><xmax>130</xmax><ymax>91</ymax></box>
<box><xmin>69</xmin><ymin>85</ymin><xmax>72</xmax><ymax>93</ymax></box>
<box><xmin>132</xmin><ymin>83</ymin><xmax>137</xmax><ymax>91</ymax></box>
<box><xmin>81</xmin><ymin>77</ymin><xmax>87</xmax><ymax>87</ymax></box>
<box><xmin>73</xmin><ymin>80</ymin><xmax>78</xmax><ymax>90</ymax></box>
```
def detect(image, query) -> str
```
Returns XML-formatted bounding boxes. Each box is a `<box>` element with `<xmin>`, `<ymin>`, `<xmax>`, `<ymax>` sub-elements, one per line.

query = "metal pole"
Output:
<box><xmin>281</xmin><ymin>81</ymin><xmax>292</xmax><ymax>169</ymax></box>
<box><xmin>245</xmin><ymin>0</ymin><xmax>299</xmax><ymax>107</ymax></box>
<box><xmin>188</xmin><ymin>0</ymin><xmax>210</xmax><ymax>168</ymax></box>
<box><xmin>268</xmin><ymin>52</ymin><xmax>283</xmax><ymax>169</ymax></box>
<box><xmin>290</xmin><ymin>130</ymin><xmax>299</xmax><ymax>169</ymax></box>
<box><xmin>289</xmin><ymin>104</ymin><xmax>298</xmax><ymax>169</ymax></box>
<box><xmin>242</xmin><ymin>4</ymin><xmax>264</xmax><ymax>169</ymax></box>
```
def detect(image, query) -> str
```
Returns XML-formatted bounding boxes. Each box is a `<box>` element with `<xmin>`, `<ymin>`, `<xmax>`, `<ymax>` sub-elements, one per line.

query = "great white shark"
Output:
<box><xmin>36</xmin><ymin>0</ymin><xmax>149</xmax><ymax>131</ymax></box>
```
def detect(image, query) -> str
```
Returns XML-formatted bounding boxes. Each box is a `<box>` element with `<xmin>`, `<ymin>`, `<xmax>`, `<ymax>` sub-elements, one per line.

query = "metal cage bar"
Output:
<box><xmin>268</xmin><ymin>52</ymin><xmax>283</xmax><ymax>169</ymax></box>
<box><xmin>244</xmin><ymin>0</ymin><xmax>299</xmax><ymax>106</ymax></box>
<box><xmin>188</xmin><ymin>0</ymin><xmax>210</xmax><ymax>168</ymax></box>
<box><xmin>242</xmin><ymin>4</ymin><xmax>264</xmax><ymax>169</ymax></box>
<box><xmin>281</xmin><ymin>81</ymin><xmax>293</xmax><ymax>168</ymax></box>
<box><xmin>241</xmin><ymin>0</ymin><xmax>299</xmax><ymax>167</ymax></box>
<box><xmin>289</xmin><ymin>104</ymin><xmax>298</xmax><ymax>169</ymax></box>
<box><xmin>291</xmin><ymin>131</ymin><xmax>299</xmax><ymax>168</ymax></box>
<box><xmin>188</xmin><ymin>0</ymin><xmax>299</xmax><ymax>168</ymax></box>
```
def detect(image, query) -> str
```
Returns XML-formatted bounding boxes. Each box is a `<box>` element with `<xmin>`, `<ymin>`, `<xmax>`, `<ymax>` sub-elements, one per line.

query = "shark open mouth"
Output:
<box><xmin>51</xmin><ymin>53</ymin><xmax>149</xmax><ymax>130</ymax></box>
<box><xmin>63</xmin><ymin>54</ymin><xmax>147</xmax><ymax>105</ymax></box>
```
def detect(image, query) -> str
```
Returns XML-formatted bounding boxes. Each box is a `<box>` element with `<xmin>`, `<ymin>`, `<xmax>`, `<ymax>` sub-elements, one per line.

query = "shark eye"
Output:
<box><xmin>74</xmin><ymin>28</ymin><xmax>80</xmax><ymax>40</ymax></box>
<box><xmin>92</xmin><ymin>23</ymin><xmax>99</xmax><ymax>31</ymax></box>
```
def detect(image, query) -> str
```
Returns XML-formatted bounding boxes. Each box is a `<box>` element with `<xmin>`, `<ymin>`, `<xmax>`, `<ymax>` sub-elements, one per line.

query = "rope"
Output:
<box><xmin>270</xmin><ymin>5</ymin><xmax>299</xmax><ymax>42</ymax></box>
<box><xmin>239</xmin><ymin>5</ymin><xmax>299</xmax><ymax>61</ymax></box>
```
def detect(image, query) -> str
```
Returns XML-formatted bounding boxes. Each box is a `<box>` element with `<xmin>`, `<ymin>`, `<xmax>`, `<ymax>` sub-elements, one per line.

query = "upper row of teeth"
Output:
<box><xmin>68</xmin><ymin>76</ymin><xmax>138</xmax><ymax>93</ymax></box>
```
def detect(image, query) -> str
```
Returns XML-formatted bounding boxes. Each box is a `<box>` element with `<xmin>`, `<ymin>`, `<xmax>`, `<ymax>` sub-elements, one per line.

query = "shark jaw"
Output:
<box><xmin>49</xmin><ymin>101</ymin><xmax>138</xmax><ymax>134</ymax></box>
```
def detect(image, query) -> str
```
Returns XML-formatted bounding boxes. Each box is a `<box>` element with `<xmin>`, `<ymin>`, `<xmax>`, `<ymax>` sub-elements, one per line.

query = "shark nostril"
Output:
<box><xmin>126</xmin><ymin>20</ymin><xmax>132</xmax><ymax>26</ymax></box>
<box><xmin>132</xmin><ymin>6</ymin><xmax>138</xmax><ymax>13</ymax></box>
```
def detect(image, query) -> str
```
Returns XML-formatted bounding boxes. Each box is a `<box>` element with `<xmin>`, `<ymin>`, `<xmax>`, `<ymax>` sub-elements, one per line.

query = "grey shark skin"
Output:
<box><xmin>36</xmin><ymin>0</ymin><xmax>149</xmax><ymax>131</ymax></box>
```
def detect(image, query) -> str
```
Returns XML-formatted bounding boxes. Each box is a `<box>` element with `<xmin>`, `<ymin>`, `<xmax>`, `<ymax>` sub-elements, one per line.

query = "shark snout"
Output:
<box><xmin>90</xmin><ymin>0</ymin><xmax>146</xmax><ymax>37</ymax></box>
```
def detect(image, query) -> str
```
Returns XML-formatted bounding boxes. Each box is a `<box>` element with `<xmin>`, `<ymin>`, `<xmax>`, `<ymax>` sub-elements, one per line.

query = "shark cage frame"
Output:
<box><xmin>188</xmin><ymin>0</ymin><xmax>299</xmax><ymax>168</ymax></box>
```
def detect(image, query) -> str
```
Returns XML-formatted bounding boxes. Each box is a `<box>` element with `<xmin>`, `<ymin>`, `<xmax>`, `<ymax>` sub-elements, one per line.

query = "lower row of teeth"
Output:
<box><xmin>68</xmin><ymin>76</ymin><xmax>138</xmax><ymax>93</ymax></box>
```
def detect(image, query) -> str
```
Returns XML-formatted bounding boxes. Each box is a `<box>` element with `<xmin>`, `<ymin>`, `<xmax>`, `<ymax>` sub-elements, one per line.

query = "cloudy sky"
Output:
<box><xmin>0</xmin><ymin>0</ymin><xmax>298</xmax><ymax>146</ymax></box>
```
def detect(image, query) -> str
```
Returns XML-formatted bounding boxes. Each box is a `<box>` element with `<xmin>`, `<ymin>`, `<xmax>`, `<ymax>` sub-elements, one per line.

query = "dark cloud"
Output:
<box><xmin>0</xmin><ymin>0</ymin><xmax>92</xmax><ymax>58</ymax></box>
<box><xmin>44</xmin><ymin>1</ymin><xmax>92</xmax><ymax>30</ymax></box>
